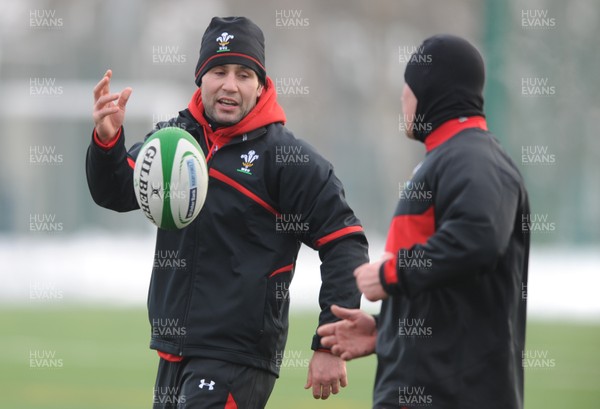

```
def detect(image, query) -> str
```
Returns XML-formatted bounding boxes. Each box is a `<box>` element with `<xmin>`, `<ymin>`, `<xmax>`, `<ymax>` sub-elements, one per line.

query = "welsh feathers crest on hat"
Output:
<box><xmin>216</xmin><ymin>32</ymin><xmax>234</xmax><ymax>53</ymax></box>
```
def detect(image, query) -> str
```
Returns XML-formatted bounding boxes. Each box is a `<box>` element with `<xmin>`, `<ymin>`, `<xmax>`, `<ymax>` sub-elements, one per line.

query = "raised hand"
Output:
<box><xmin>92</xmin><ymin>69</ymin><xmax>132</xmax><ymax>143</ymax></box>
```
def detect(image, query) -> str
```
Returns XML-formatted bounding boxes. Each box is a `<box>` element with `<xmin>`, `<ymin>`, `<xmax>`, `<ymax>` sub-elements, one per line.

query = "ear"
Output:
<box><xmin>257</xmin><ymin>83</ymin><xmax>264</xmax><ymax>97</ymax></box>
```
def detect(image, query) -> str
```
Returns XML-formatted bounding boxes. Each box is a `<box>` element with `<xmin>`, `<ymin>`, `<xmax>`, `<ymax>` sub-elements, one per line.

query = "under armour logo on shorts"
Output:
<box><xmin>199</xmin><ymin>379</ymin><xmax>215</xmax><ymax>390</ymax></box>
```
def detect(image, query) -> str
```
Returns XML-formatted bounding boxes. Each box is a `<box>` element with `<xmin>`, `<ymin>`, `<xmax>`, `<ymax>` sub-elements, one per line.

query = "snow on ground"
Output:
<box><xmin>1</xmin><ymin>233</ymin><xmax>598</xmax><ymax>321</ymax></box>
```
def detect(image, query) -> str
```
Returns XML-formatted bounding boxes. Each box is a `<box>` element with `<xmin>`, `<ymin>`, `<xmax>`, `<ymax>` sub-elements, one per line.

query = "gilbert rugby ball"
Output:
<box><xmin>133</xmin><ymin>127</ymin><xmax>208</xmax><ymax>230</ymax></box>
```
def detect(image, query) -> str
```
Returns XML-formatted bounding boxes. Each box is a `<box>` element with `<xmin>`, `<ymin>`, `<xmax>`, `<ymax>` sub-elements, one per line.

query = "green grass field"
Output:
<box><xmin>1</xmin><ymin>307</ymin><xmax>599</xmax><ymax>408</ymax></box>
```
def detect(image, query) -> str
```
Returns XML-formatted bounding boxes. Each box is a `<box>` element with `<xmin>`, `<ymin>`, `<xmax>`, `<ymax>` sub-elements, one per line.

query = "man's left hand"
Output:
<box><xmin>304</xmin><ymin>350</ymin><xmax>348</xmax><ymax>399</ymax></box>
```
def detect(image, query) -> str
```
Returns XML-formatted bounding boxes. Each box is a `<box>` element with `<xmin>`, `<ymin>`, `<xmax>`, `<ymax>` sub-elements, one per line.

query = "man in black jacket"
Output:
<box><xmin>87</xmin><ymin>16</ymin><xmax>368</xmax><ymax>409</ymax></box>
<box><xmin>318</xmin><ymin>35</ymin><xmax>530</xmax><ymax>409</ymax></box>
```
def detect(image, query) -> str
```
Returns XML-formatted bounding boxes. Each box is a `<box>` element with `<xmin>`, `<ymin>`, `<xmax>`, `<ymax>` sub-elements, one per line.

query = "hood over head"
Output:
<box><xmin>404</xmin><ymin>34</ymin><xmax>485</xmax><ymax>142</ymax></box>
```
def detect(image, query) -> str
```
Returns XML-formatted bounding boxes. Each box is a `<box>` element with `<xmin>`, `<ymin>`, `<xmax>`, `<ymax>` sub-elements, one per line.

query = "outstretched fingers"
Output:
<box><xmin>92</xmin><ymin>93</ymin><xmax>120</xmax><ymax>123</ymax></box>
<box><xmin>330</xmin><ymin>304</ymin><xmax>361</xmax><ymax>320</ymax></box>
<box><xmin>317</xmin><ymin>321</ymin><xmax>337</xmax><ymax>337</ymax></box>
<box><xmin>93</xmin><ymin>69</ymin><xmax>113</xmax><ymax>102</ymax></box>
<box><xmin>117</xmin><ymin>87</ymin><xmax>133</xmax><ymax>110</ymax></box>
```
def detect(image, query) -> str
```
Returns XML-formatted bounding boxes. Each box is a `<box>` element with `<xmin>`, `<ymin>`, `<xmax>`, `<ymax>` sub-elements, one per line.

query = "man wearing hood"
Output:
<box><xmin>87</xmin><ymin>16</ymin><xmax>368</xmax><ymax>409</ymax></box>
<box><xmin>318</xmin><ymin>34</ymin><xmax>530</xmax><ymax>409</ymax></box>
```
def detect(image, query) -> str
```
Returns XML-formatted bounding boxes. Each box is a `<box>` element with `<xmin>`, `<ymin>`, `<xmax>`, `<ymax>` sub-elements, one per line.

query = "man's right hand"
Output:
<box><xmin>317</xmin><ymin>305</ymin><xmax>377</xmax><ymax>361</ymax></box>
<box><xmin>92</xmin><ymin>69</ymin><xmax>132</xmax><ymax>144</ymax></box>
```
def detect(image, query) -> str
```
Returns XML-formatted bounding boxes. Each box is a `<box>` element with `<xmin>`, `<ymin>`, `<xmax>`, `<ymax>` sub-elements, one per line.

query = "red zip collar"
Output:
<box><xmin>425</xmin><ymin>116</ymin><xmax>488</xmax><ymax>152</ymax></box>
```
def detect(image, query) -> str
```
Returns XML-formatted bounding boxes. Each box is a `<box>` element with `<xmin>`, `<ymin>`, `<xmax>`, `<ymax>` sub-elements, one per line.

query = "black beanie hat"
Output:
<box><xmin>194</xmin><ymin>16</ymin><xmax>266</xmax><ymax>87</ymax></box>
<box><xmin>404</xmin><ymin>34</ymin><xmax>485</xmax><ymax>141</ymax></box>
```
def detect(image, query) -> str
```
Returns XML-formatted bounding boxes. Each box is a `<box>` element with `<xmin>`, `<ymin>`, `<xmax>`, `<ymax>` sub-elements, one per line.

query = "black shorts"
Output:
<box><xmin>152</xmin><ymin>357</ymin><xmax>277</xmax><ymax>409</ymax></box>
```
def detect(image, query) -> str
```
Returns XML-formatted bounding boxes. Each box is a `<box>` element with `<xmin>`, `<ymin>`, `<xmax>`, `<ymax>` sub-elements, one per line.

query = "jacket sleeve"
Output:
<box><xmin>380</xmin><ymin>142</ymin><xmax>520</xmax><ymax>297</ymax></box>
<box><xmin>278</xmin><ymin>141</ymin><xmax>369</xmax><ymax>351</ymax></box>
<box><xmin>85</xmin><ymin>127</ymin><xmax>143</xmax><ymax>212</ymax></box>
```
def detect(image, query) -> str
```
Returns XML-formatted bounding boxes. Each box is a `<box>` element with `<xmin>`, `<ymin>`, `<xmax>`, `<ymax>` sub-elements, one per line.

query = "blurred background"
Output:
<box><xmin>0</xmin><ymin>0</ymin><xmax>598</xmax><ymax>408</ymax></box>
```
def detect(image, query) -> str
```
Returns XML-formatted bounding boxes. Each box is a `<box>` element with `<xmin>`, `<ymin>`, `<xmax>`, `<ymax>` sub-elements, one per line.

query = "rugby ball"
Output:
<box><xmin>133</xmin><ymin>127</ymin><xmax>208</xmax><ymax>230</ymax></box>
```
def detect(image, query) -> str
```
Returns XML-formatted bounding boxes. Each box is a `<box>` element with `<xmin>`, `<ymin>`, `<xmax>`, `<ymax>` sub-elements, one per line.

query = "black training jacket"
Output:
<box><xmin>86</xmin><ymin>109</ymin><xmax>368</xmax><ymax>376</ymax></box>
<box><xmin>375</xmin><ymin>117</ymin><xmax>530</xmax><ymax>408</ymax></box>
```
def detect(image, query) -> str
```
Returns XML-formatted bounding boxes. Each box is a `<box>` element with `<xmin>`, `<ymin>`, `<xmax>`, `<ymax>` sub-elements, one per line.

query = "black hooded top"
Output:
<box><xmin>404</xmin><ymin>34</ymin><xmax>486</xmax><ymax>142</ymax></box>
